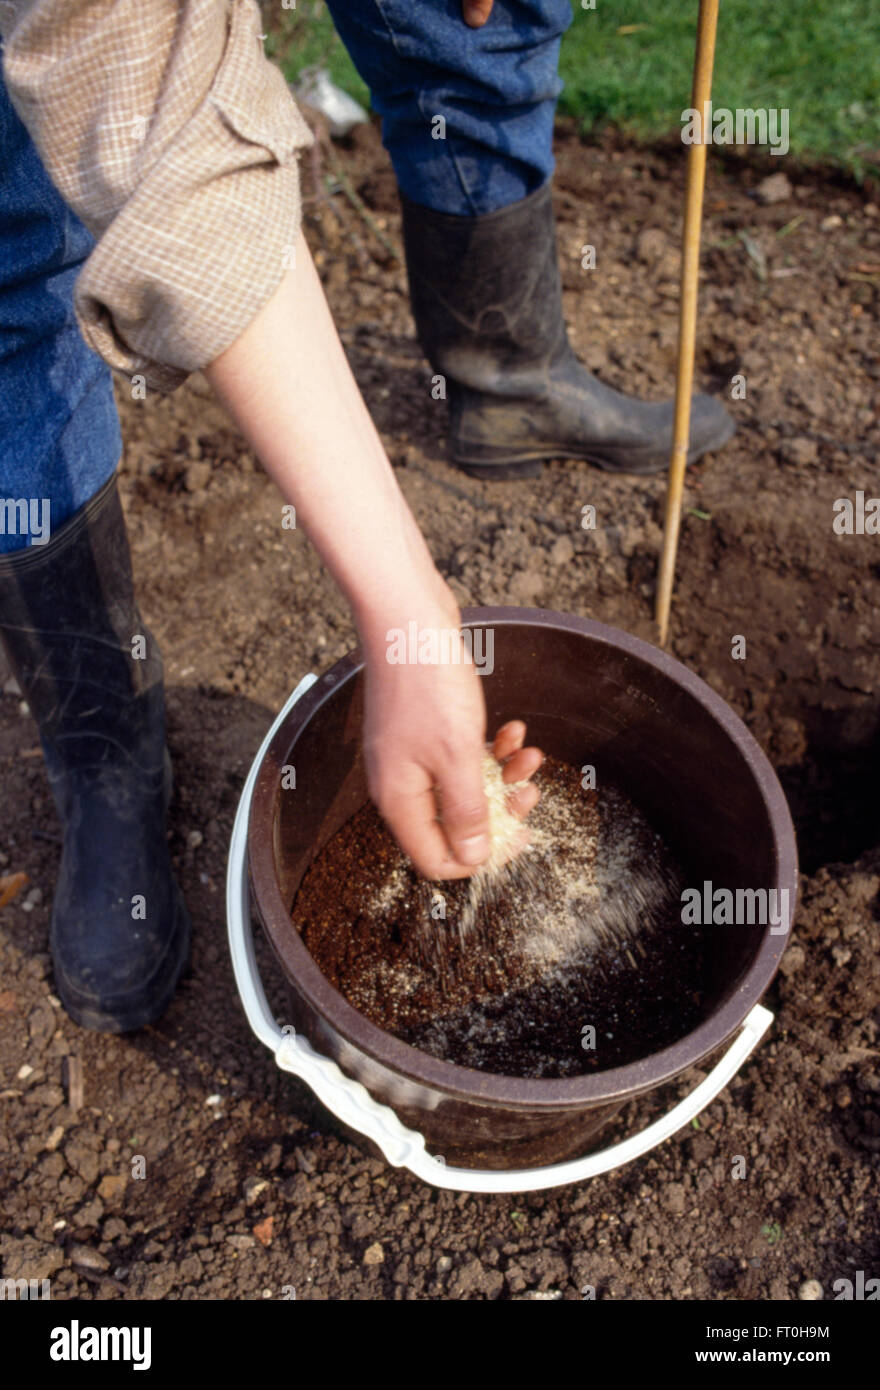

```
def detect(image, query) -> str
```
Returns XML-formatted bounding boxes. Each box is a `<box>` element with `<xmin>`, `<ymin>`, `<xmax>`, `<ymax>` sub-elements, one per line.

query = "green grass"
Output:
<box><xmin>265</xmin><ymin>2</ymin><xmax>371</xmax><ymax>112</ymax></box>
<box><xmin>270</xmin><ymin>1</ymin><xmax>880</xmax><ymax>179</ymax></box>
<box><xmin>559</xmin><ymin>0</ymin><xmax>880</xmax><ymax>178</ymax></box>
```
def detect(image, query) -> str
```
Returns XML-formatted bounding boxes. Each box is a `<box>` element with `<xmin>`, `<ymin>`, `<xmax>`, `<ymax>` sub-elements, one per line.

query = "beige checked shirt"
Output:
<box><xmin>0</xmin><ymin>0</ymin><xmax>314</xmax><ymax>390</ymax></box>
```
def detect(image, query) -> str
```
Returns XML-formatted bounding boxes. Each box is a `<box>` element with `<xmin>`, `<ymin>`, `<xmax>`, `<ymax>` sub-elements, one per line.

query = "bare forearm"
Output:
<box><xmin>202</xmin><ymin>229</ymin><xmax>543</xmax><ymax>879</ymax></box>
<box><xmin>205</xmin><ymin>231</ymin><xmax>452</xmax><ymax>650</ymax></box>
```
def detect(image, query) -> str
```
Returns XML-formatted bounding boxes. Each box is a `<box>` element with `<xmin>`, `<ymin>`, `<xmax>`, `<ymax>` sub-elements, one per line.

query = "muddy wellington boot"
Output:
<box><xmin>0</xmin><ymin>476</ymin><xmax>190</xmax><ymax>1031</ymax></box>
<box><xmin>401</xmin><ymin>181</ymin><xmax>735</xmax><ymax>479</ymax></box>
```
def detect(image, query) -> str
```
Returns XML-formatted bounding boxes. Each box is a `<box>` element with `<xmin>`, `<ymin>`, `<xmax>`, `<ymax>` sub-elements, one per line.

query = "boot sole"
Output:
<box><xmin>452</xmin><ymin>419</ymin><xmax>737</xmax><ymax>480</ymax></box>
<box><xmin>54</xmin><ymin>881</ymin><xmax>191</xmax><ymax>1034</ymax></box>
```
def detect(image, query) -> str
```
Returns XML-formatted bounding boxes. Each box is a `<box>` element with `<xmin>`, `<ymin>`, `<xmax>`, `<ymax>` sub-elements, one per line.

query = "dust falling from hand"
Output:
<box><xmin>424</xmin><ymin>750</ymin><xmax>682</xmax><ymax>983</ymax></box>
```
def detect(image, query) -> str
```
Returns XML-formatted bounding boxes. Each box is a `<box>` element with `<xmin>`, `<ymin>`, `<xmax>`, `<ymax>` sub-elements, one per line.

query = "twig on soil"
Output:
<box><xmin>65</xmin><ymin>1053</ymin><xmax>84</xmax><ymax>1112</ymax></box>
<box><xmin>327</xmin><ymin>164</ymin><xmax>403</xmax><ymax>265</ymax></box>
<box><xmin>299</xmin><ymin>112</ymin><xmax>375</xmax><ymax>274</ymax></box>
<box><xmin>302</xmin><ymin>117</ymin><xmax>402</xmax><ymax>266</ymax></box>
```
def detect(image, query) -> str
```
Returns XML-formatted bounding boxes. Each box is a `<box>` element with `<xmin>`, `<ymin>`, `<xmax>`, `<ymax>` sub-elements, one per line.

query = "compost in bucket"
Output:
<box><xmin>294</xmin><ymin>755</ymin><xmax>706</xmax><ymax>1079</ymax></box>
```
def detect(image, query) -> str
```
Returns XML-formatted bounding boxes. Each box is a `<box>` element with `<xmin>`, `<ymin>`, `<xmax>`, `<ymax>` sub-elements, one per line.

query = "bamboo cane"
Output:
<box><xmin>655</xmin><ymin>0</ymin><xmax>721</xmax><ymax>646</ymax></box>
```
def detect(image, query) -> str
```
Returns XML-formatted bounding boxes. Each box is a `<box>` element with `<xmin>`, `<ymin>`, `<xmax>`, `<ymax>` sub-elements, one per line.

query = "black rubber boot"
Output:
<box><xmin>0</xmin><ymin>476</ymin><xmax>190</xmax><ymax>1031</ymax></box>
<box><xmin>401</xmin><ymin>181</ymin><xmax>735</xmax><ymax>479</ymax></box>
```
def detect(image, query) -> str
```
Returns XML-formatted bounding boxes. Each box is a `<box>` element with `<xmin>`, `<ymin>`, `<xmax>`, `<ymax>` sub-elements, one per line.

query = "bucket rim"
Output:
<box><xmin>247</xmin><ymin>607</ymin><xmax>798</xmax><ymax>1109</ymax></box>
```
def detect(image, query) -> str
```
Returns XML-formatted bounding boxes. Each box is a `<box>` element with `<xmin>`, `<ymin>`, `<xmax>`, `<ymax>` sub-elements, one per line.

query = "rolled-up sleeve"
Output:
<box><xmin>0</xmin><ymin>0</ymin><xmax>315</xmax><ymax>390</ymax></box>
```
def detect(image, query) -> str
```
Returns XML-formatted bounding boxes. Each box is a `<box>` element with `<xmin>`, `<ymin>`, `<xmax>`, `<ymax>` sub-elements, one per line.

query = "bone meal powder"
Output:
<box><xmin>294</xmin><ymin>754</ymin><xmax>705</xmax><ymax>1078</ymax></box>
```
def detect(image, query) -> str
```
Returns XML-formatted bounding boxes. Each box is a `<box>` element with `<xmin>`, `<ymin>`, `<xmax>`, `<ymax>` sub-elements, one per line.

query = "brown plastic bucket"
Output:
<box><xmin>237</xmin><ymin>608</ymin><xmax>797</xmax><ymax>1181</ymax></box>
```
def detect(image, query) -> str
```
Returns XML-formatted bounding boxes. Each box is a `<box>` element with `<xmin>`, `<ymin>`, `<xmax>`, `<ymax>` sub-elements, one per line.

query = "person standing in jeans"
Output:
<box><xmin>0</xmin><ymin>0</ymin><xmax>731</xmax><ymax>1033</ymax></box>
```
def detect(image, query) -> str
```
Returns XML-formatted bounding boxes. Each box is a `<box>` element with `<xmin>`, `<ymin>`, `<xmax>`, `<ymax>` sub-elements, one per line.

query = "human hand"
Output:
<box><xmin>361</xmin><ymin>601</ymin><xmax>541</xmax><ymax>879</ymax></box>
<box><xmin>462</xmin><ymin>1</ymin><xmax>494</xmax><ymax>28</ymax></box>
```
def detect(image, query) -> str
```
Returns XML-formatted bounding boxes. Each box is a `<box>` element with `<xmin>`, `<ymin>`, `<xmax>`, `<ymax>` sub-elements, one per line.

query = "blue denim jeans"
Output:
<box><xmin>0</xmin><ymin>67</ymin><xmax>122</xmax><ymax>554</ymax></box>
<box><xmin>0</xmin><ymin>2</ymin><xmax>570</xmax><ymax>549</ymax></box>
<box><xmin>326</xmin><ymin>0</ymin><xmax>571</xmax><ymax>215</ymax></box>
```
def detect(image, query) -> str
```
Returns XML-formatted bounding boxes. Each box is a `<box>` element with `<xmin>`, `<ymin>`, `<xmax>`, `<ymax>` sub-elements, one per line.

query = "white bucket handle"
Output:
<box><xmin>227</xmin><ymin>674</ymin><xmax>774</xmax><ymax>1195</ymax></box>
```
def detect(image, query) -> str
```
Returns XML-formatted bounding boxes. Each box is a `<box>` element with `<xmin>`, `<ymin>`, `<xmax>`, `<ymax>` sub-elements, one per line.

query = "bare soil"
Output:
<box><xmin>1</xmin><ymin>120</ymin><xmax>879</xmax><ymax>1300</ymax></box>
